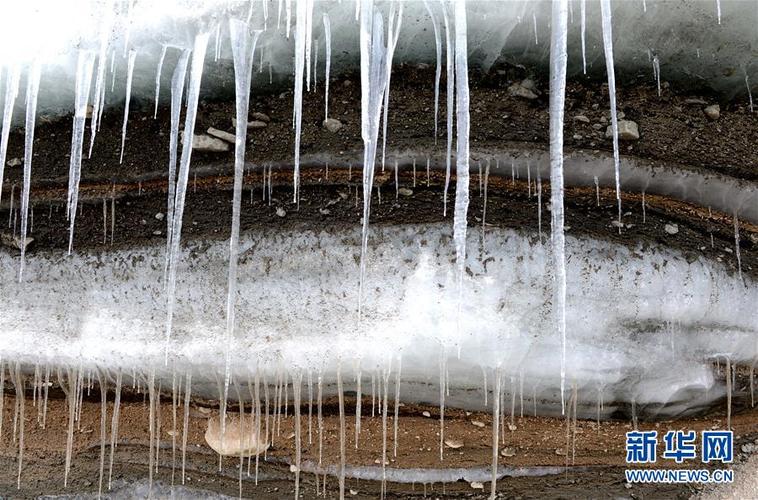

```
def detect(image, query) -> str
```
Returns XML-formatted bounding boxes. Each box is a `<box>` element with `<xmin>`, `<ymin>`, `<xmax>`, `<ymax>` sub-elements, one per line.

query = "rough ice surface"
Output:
<box><xmin>0</xmin><ymin>224</ymin><xmax>754</xmax><ymax>419</ymax></box>
<box><xmin>1</xmin><ymin>0</ymin><xmax>757</xmax><ymax>120</ymax></box>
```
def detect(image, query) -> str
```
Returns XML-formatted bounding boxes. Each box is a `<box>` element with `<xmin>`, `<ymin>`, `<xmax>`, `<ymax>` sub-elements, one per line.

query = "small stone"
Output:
<box><xmin>289</xmin><ymin>464</ymin><xmax>299</xmax><ymax>473</ymax></box>
<box><xmin>323</xmin><ymin>118</ymin><xmax>343</xmax><ymax>132</ymax></box>
<box><xmin>276</xmin><ymin>207</ymin><xmax>286</xmax><ymax>217</ymax></box>
<box><xmin>247</xmin><ymin>120</ymin><xmax>268</xmax><ymax>129</ymax></box>
<box><xmin>319</xmin><ymin>208</ymin><xmax>331</xmax><ymax>215</ymax></box>
<box><xmin>205</xmin><ymin>415</ymin><xmax>269</xmax><ymax>457</ymax></box>
<box><xmin>444</xmin><ymin>439</ymin><xmax>464</xmax><ymax>449</ymax></box>
<box><xmin>374</xmin><ymin>458</ymin><xmax>390</xmax><ymax>465</ymax></box>
<box><xmin>664</xmin><ymin>223</ymin><xmax>679</xmax><ymax>235</ymax></box>
<box><xmin>625</xmin><ymin>482</ymin><xmax>633</xmax><ymax>489</ymax></box>
<box><xmin>207</xmin><ymin>127</ymin><xmax>236</xmax><ymax>144</ymax></box>
<box><xmin>152</xmin><ymin>230</ymin><xmax>162</xmax><ymax>236</ymax></box>
<box><xmin>501</xmin><ymin>446</ymin><xmax>516</xmax><ymax>457</ymax></box>
<box><xmin>471</xmin><ymin>420</ymin><xmax>485</xmax><ymax>428</ymax></box>
<box><xmin>7</xmin><ymin>157</ymin><xmax>22</xmax><ymax>167</ymax></box>
<box><xmin>155</xmin><ymin>212</ymin><xmax>165</xmax><ymax>221</ymax></box>
<box><xmin>508</xmin><ymin>82</ymin><xmax>538</xmax><ymax>100</ymax></box>
<box><xmin>573</xmin><ymin>115</ymin><xmax>590</xmax><ymax>123</ymax></box>
<box><xmin>605</xmin><ymin>120</ymin><xmax>639</xmax><ymax>141</ymax></box>
<box><xmin>704</xmin><ymin>104</ymin><xmax>720</xmax><ymax>120</ymax></box>
<box><xmin>251</xmin><ymin>112</ymin><xmax>270</xmax><ymax>122</ymax></box>
<box><xmin>181</xmin><ymin>131</ymin><xmax>230</xmax><ymax>152</ymax></box>
<box><xmin>398</xmin><ymin>187</ymin><xmax>413</xmax><ymax>197</ymax></box>
<box><xmin>470</xmin><ymin>481</ymin><xmax>484</xmax><ymax>490</ymax></box>
<box><xmin>167</xmin><ymin>430</ymin><xmax>176</xmax><ymax>437</ymax></box>
<box><xmin>507</xmin><ymin>423</ymin><xmax>517</xmax><ymax>431</ymax></box>
<box><xmin>422</xmin><ymin>411</ymin><xmax>431</xmax><ymax>417</ymax></box>
<box><xmin>350</xmin><ymin>489</ymin><xmax>358</xmax><ymax>496</ymax></box>
<box><xmin>573</xmin><ymin>134</ymin><xmax>583</xmax><ymax>140</ymax></box>
<box><xmin>555</xmin><ymin>448</ymin><xmax>566</xmax><ymax>456</ymax></box>
<box><xmin>611</xmin><ymin>220</ymin><xmax>624</xmax><ymax>229</ymax></box>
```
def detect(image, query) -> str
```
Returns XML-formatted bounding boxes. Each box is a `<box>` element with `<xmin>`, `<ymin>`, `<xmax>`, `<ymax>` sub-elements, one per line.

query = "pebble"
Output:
<box><xmin>276</xmin><ymin>207</ymin><xmax>287</xmax><ymax>217</ymax></box>
<box><xmin>508</xmin><ymin>82</ymin><xmax>538</xmax><ymax>100</ymax></box>
<box><xmin>181</xmin><ymin>131</ymin><xmax>230</xmax><ymax>152</ymax></box>
<box><xmin>207</xmin><ymin>126</ymin><xmax>236</xmax><ymax>144</ymax></box>
<box><xmin>152</xmin><ymin>230</ymin><xmax>162</xmax><ymax>236</ymax></box>
<box><xmin>611</xmin><ymin>220</ymin><xmax>624</xmax><ymax>229</ymax></box>
<box><xmin>703</xmin><ymin>104</ymin><xmax>720</xmax><ymax>120</ymax></box>
<box><xmin>471</xmin><ymin>420</ymin><xmax>485</xmax><ymax>428</ymax></box>
<box><xmin>422</xmin><ymin>411</ymin><xmax>431</xmax><ymax>417</ymax></box>
<box><xmin>555</xmin><ymin>448</ymin><xmax>566</xmax><ymax>456</ymax></box>
<box><xmin>664</xmin><ymin>223</ymin><xmax>679</xmax><ymax>235</ymax></box>
<box><xmin>507</xmin><ymin>423</ymin><xmax>517</xmax><ymax>431</ymax></box>
<box><xmin>155</xmin><ymin>212</ymin><xmax>165</xmax><ymax>221</ymax></box>
<box><xmin>6</xmin><ymin>157</ymin><xmax>21</xmax><ymax>167</ymax></box>
<box><xmin>605</xmin><ymin>120</ymin><xmax>640</xmax><ymax>141</ymax></box>
<box><xmin>251</xmin><ymin>112</ymin><xmax>270</xmax><ymax>122</ymax></box>
<box><xmin>573</xmin><ymin>114</ymin><xmax>590</xmax><ymax>123</ymax></box>
<box><xmin>398</xmin><ymin>187</ymin><xmax>413</xmax><ymax>197</ymax></box>
<box><xmin>501</xmin><ymin>446</ymin><xmax>516</xmax><ymax>457</ymax></box>
<box><xmin>470</xmin><ymin>481</ymin><xmax>484</xmax><ymax>490</ymax></box>
<box><xmin>0</xmin><ymin>233</ymin><xmax>33</xmax><ymax>252</ymax></box>
<box><xmin>444</xmin><ymin>439</ymin><xmax>464</xmax><ymax>449</ymax></box>
<box><xmin>204</xmin><ymin>415</ymin><xmax>269</xmax><ymax>456</ymax></box>
<box><xmin>323</xmin><ymin>117</ymin><xmax>343</xmax><ymax>132</ymax></box>
<box><xmin>350</xmin><ymin>489</ymin><xmax>358</xmax><ymax>496</ymax></box>
<box><xmin>247</xmin><ymin>120</ymin><xmax>268</xmax><ymax>129</ymax></box>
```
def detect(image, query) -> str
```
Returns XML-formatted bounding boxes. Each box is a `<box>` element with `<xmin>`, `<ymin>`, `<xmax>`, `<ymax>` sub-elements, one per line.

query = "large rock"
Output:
<box><xmin>605</xmin><ymin>120</ymin><xmax>640</xmax><ymax>141</ymax></box>
<box><xmin>204</xmin><ymin>415</ymin><xmax>269</xmax><ymax>457</ymax></box>
<box><xmin>180</xmin><ymin>131</ymin><xmax>230</xmax><ymax>152</ymax></box>
<box><xmin>507</xmin><ymin>81</ymin><xmax>538</xmax><ymax>100</ymax></box>
<box><xmin>703</xmin><ymin>104</ymin><xmax>720</xmax><ymax>120</ymax></box>
<box><xmin>207</xmin><ymin>127</ymin><xmax>236</xmax><ymax>144</ymax></box>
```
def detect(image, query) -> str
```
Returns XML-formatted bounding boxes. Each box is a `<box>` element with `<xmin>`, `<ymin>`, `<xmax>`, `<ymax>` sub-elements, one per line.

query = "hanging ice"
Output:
<box><xmin>0</xmin><ymin>65</ymin><xmax>21</xmax><ymax>206</ymax></box>
<box><xmin>119</xmin><ymin>49</ymin><xmax>137</xmax><ymax>165</ymax></box>
<box><xmin>549</xmin><ymin>0</ymin><xmax>569</xmax><ymax>412</ymax></box>
<box><xmin>423</xmin><ymin>0</ymin><xmax>442</xmax><ymax>143</ymax></box>
<box><xmin>379</xmin><ymin>2</ymin><xmax>403</xmax><ymax>170</ymax></box>
<box><xmin>323</xmin><ymin>13</ymin><xmax>331</xmax><ymax>120</ymax></box>
<box><xmin>600</xmin><ymin>0</ymin><xmax>622</xmax><ymax>225</ymax></box>
<box><xmin>154</xmin><ymin>45</ymin><xmax>167</xmax><ymax>119</ymax></box>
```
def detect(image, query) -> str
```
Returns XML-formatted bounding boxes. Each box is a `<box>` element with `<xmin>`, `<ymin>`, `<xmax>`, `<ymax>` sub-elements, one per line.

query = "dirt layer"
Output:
<box><xmin>0</xmin><ymin>385</ymin><xmax>756</xmax><ymax>499</ymax></box>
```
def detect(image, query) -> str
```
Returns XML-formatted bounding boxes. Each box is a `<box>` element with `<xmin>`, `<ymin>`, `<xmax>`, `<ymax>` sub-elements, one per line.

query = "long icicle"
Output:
<box><xmin>357</xmin><ymin>0</ymin><xmax>389</xmax><ymax>315</ymax></box>
<box><xmin>600</xmin><ymin>0</ymin><xmax>622</xmax><ymax>226</ymax></box>
<box><xmin>292</xmin><ymin>0</ymin><xmax>311</xmax><ymax>203</ymax></box>
<box><xmin>0</xmin><ymin>65</ymin><xmax>21</xmax><ymax>207</ymax></box>
<box><xmin>424</xmin><ymin>0</ymin><xmax>442</xmax><ymax>144</ymax></box>
<box><xmin>440</xmin><ymin>0</ymin><xmax>454</xmax><ymax>217</ymax></box>
<box><xmin>550</xmin><ymin>0</ymin><xmax>569</xmax><ymax>414</ymax></box>
<box><xmin>163</xmin><ymin>49</ymin><xmax>191</xmax><ymax>284</ymax></box>
<box><xmin>18</xmin><ymin>61</ymin><xmax>42</xmax><ymax>282</ymax></box>
<box><xmin>87</xmin><ymin>6</ymin><xmax>114</xmax><ymax>158</ymax></box>
<box><xmin>66</xmin><ymin>51</ymin><xmax>97</xmax><ymax>255</ymax></box>
<box><xmin>224</xmin><ymin>17</ymin><xmax>262</xmax><ymax>456</ymax></box>
<box><xmin>379</xmin><ymin>2</ymin><xmax>404</xmax><ymax>170</ymax></box>
<box><xmin>119</xmin><ymin>49</ymin><xmax>137</xmax><ymax>164</ymax></box>
<box><xmin>323</xmin><ymin>13</ymin><xmax>332</xmax><ymax>120</ymax></box>
<box><xmin>154</xmin><ymin>45</ymin><xmax>168</xmax><ymax>119</ymax></box>
<box><xmin>164</xmin><ymin>33</ymin><xmax>210</xmax><ymax>360</ymax></box>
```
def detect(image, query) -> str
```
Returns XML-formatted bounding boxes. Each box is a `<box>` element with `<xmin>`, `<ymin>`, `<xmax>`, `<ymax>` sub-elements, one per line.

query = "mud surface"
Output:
<box><xmin>0</xmin><ymin>385</ymin><xmax>756</xmax><ymax>499</ymax></box>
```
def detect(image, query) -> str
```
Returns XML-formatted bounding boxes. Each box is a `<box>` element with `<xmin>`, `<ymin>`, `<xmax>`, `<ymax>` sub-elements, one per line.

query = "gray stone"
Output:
<box><xmin>508</xmin><ymin>82</ymin><xmax>538</xmax><ymax>100</ymax></box>
<box><xmin>180</xmin><ymin>131</ymin><xmax>230</xmax><ymax>152</ymax></box>
<box><xmin>573</xmin><ymin>115</ymin><xmax>590</xmax><ymax>123</ymax></box>
<box><xmin>704</xmin><ymin>104</ymin><xmax>720</xmax><ymax>120</ymax></box>
<box><xmin>323</xmin><ymin>118</ymin><xmax>343</xmax><ymax>133</ymax></box>
<box><xmin>251</xmin><ymin>112</ymin><xmax>270</xmax><ymax>122</ymax></box>
<box><xmin>605</xmin><ymin>120</ymin><xmax>640</xmax><ymax>141</ymax></box>
<box><xmin>664</xmin><ymin>223</ymin><xmax>679</xmax><ymax>235</ymax></box>
<box><xmin>207</xmin><ymin>127</ymin><xmax>236</xmax><ymax>144</ymax></box>
<box><xmin>6</xmin><ymin>157</ymin><xmax>21</xmax><ymax>167</ymax></box>
<box><xmin>247</xmin><ymin>120</ymin><xmax>268</xmax><ymax>129</ymax></box>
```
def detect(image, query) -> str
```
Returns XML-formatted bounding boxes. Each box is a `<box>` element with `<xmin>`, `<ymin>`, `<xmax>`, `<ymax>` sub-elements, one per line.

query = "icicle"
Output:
<box><xmin>439</xmin><ymin>350</ymin><xmax>446</xmax><ymax>461</ymax></box>
<box><xmin>532</xmin><ymin>11</ymin><xmax>538</xmax><ymax>45</ymax></box>
<box><xmin>580</xmin><ymin>0</ymin><xmax>586</xmax><ymax>74</ymax></box>
<box><xmin>314</xmin><ymin>41</ymin><xmax>319</xmax><ymax>91</ymax></box>
<box><xmin>13</xmin><ymin>363</ymin><xmax>24</xmax><ymax>489</ymax></box>
<box><xmin>0</xmin><ymin>361</ymin><xmax>4</xmax><ymax>442</ymax></box>
<box><xmin>119</xmin><ymin>49</ymin><xmax>137</xmax><ymax>165</ymax></box>
<box><xmin>182</xmin><ymin>372</ymin><xmax>192</xmax><ymax>484</ymax></box>
<box><xmin>716</xmin><ymin>0</ymin><xmax>722</xmax><ymax>24</ymax></box>
<box><xmin>0</xmin><ymin>65</ymin><xmax>21</xmax><ymax>207</ymax></box>
<box><xmin>355</xmin><ymin>366</ymin><xmax>362</xmax><ymax>448</ymax></box>
<box><xmin>381</xmin><ymin>363</ymin><xmax>390</xmax><ymax>498</ymax></box>
<box><xmin>66</xmin><ymin>51</ymin><xmax>97</xmax><ymax>255</ymax></box>
<box><xmin>426</xmin><ymin>157</ymin><xmax>431</xmax><ymax>186</ymax></box>
<box><xmin>63</xmin><ymin>366</ymin><xmax>78</xmax><ymax>487</ymax></box>
<box><xmin>357</xmin><ymin>1</ymin><xmax>391</xmax><ymax>314</ymax></box>
<box><xmin>305</xmin><ymin>0</ymin><xmax>314</xmax><ymax>92</ymax></box>
<box><xmin>642</xmin><ymin>190</ymin><xmax>646</xmax><ymax>223</ymax></box>
<box><xmin>453</xmin><ymin>0</ymin><xmax>471</xmax><ymax>345</ymax></box>
<box><xmin>726</xmin><ymin>357</ymin><xmax>732</xmax><ymax>430</ymax></box>
<box><xmin>550</xmin><ymin>0</ymin><xmax>569</xmax><ymax>414</ymax></box>
<box><xmin>292</xmin><ymin>0</ymin><xmax>311</xmax><ymax>203</ymax></box>
<box><xmin>393</xmin><ymin>356</ymin><xmax>402</xmax><ymax>458</ymax></box>
<box><xmin>18</xmin><ymin>60</ymin><xmax>42</xmax><ymax>282</ymax></box>
<box><xmin>734</xmin><ymin>214</ymin><xmax>742</xmax><ymax>281</ymax></box>
<box><xmin>600</xmin><ymin>0</ymin><xmax>622</xmax><ymax>227</ymax></box>
<box><xmin>165</xmin><ymin>33</ymin><xmax>210</xmax><ymax>359</ymax></box>
<box><xmin>154</xmin><ymin>45</ymin><xmax>168</xmax><ymax>119</ymax></box>
<box><xmin>537</xmin><ymin>173</ymin><xmax>543</xmax><ymax>241</ymax></box>
<box><xmin>746</xmin><ymin>73</ymin><xmax>754</xmax><ymax>113</ymax></box>
<box><xmin>594</xmin><ymin>175</ymin><xmax>600</xmax><ymax>206</ymax></box>
<box><xmin>317</xmin><ymin>372</ymin><xmax>323</xmax><ymax>465</ymax></box>
<box><xmin>225</xmin><ymin>19</ymin><xmax>263</xmax><ymax>453</ymax></box>
<box><xmin>323</xmin><ymin>14</ymin><xmax>332</xmax><ymax>120</ymax></box>
<box><xmin>394</xmin><ymin>160</ymin><xmax>399</xmax><ymax>199</ymax></box>
<box><xmin>97</xmin><ymin>370</ymin><xmax>107</xmax><ymax>498</ymax></box>
<box><xmin>108</xmin><ymin>370</ymin><xmax>122</xmax><ymax>490</ymax></box>
<box><xmin>337</xmin><ymin>363</ymin><xmax>346</xmax><ymax>500</ymax></box>
<box><xmin>490</xmin><ymin>367</ymin><xmax>501</xmax><ymax>500</ymax></box>
<box><xmin>379</xmin><ymin>2</ymin><xmax>404</xmax><ymax>171</ymax></box>
<box><xmin>424</xmin><ymin>0</ymin><xmax>442</xmax><ymax>143</ymax></box>
<box><xmin>147</xmin><ymin>370</ymin><xmax>156</xmax><ymax>494</ymax></box>
<box><xmin>440</xmin><ymin>0</ymin><xmax>454</xmax><ymax>217</ymax></box>
<box><xmin>293</xmin><ymin>371</ymin><xmax>303</xmax><ymax>498</ymax></box>
<box><xmin>482</xmin><ymin>160</ymin><xmax>490</xmax><ymax>251</ymax></box>
<box><xmin>171</xmin><ymin>369</ymin><xmax>178</xmax><ymax>485</ymax></box>
<box><xmin>652</xmin><ymin>53</ymin><xmax>661</xmax><ymax>97</ymax></box>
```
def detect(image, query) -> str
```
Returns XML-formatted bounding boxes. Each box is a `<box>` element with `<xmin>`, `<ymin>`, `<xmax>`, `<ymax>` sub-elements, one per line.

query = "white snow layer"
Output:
<box><xmin>0</xmin><ymin>223</ymin><xmax>753</xmax><ymax>418</ymax></box>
